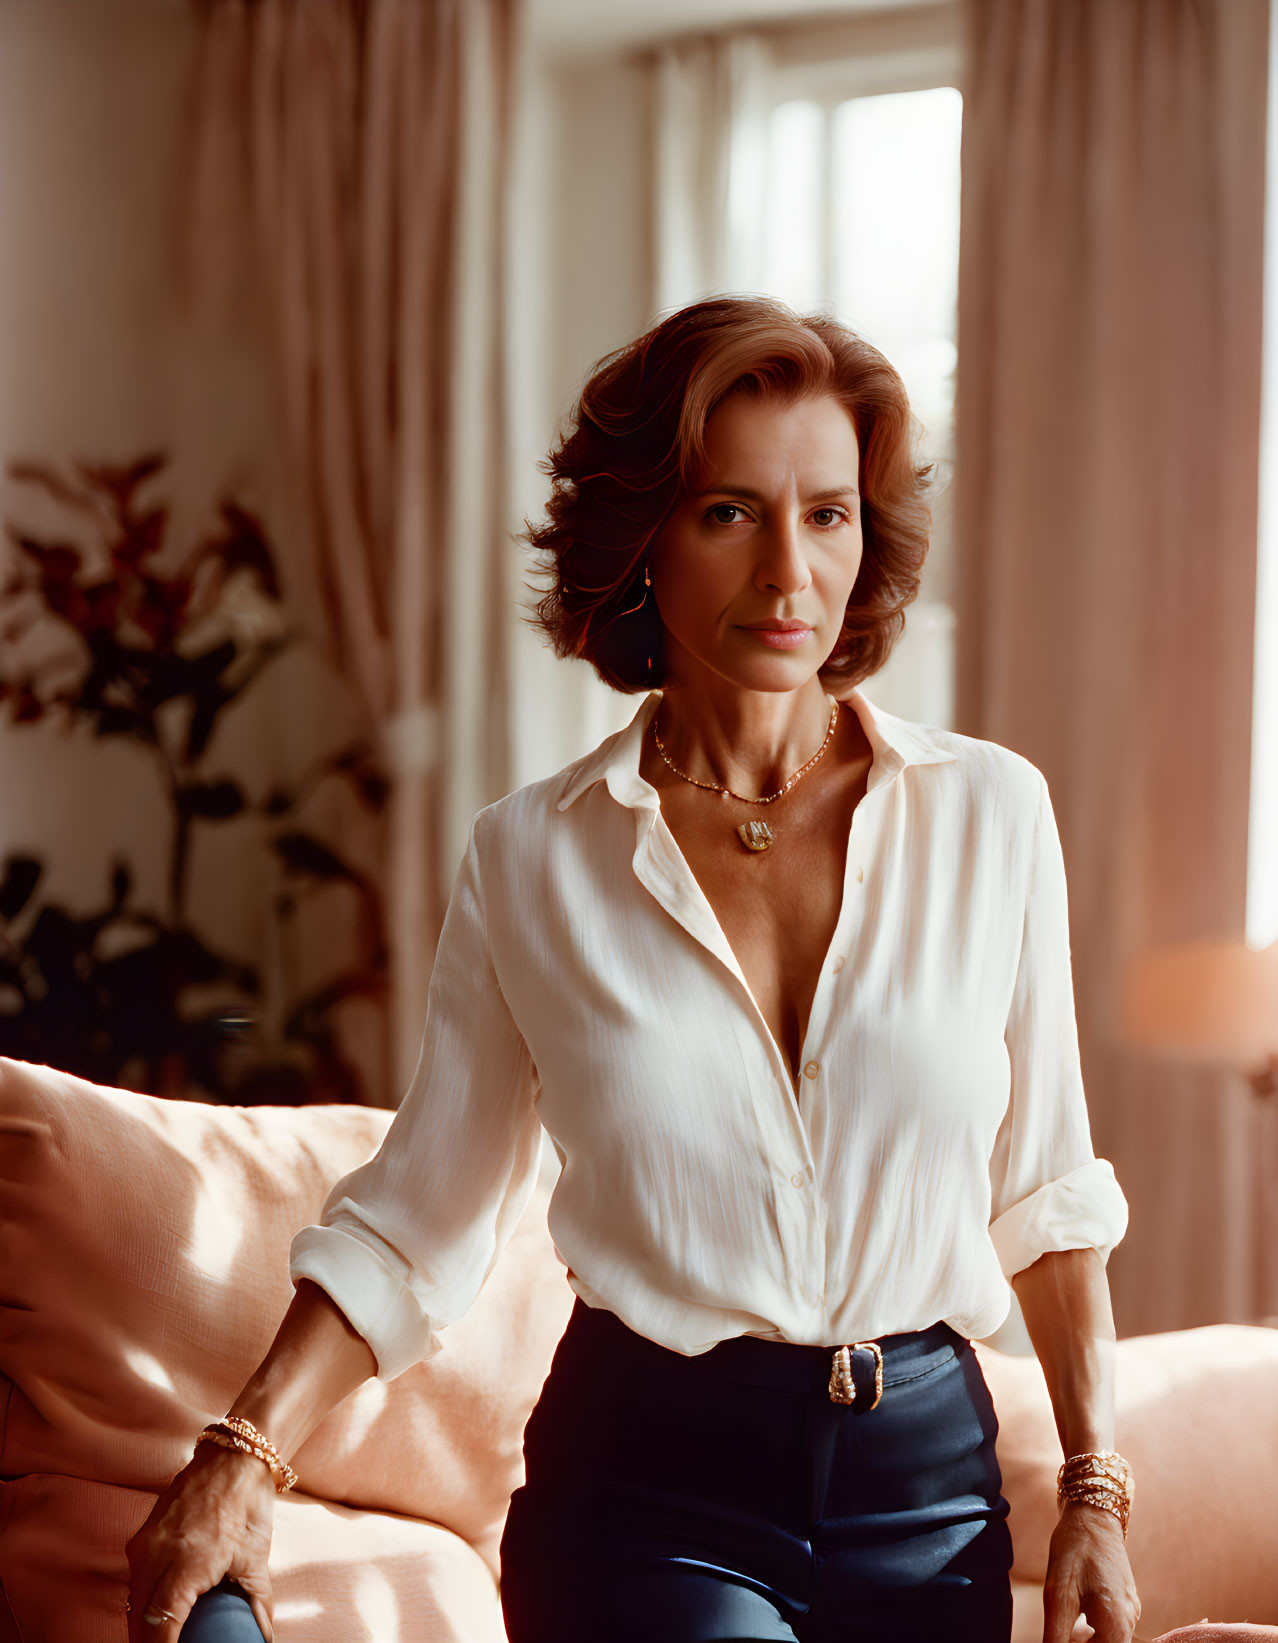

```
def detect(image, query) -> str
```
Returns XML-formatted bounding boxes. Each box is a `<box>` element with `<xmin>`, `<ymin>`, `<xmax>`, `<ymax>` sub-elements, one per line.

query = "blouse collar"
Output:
<box><xmin>555</xmin><ymin>683</ymin><xmax>959</xmax><ymax>815</ymax></box>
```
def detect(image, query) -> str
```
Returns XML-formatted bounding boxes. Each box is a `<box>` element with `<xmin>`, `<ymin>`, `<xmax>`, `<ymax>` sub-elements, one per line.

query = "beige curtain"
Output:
<box><xmin>956</xmin><ymin>0</ymin><xmax>1273</xmax><ymax>1333</ymax></box>
<box><xmin>176</xmin><ymin>0</ymin><xmax>518</xmax><ymax>1098</ymax></box>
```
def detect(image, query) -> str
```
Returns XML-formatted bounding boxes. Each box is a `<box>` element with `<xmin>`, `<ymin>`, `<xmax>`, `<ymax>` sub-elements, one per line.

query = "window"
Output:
<box><xmin>655</xmin><ymin>7</ymin><xmax>965</xmax><ymax>728</ymax></box>
<box><xmin>740</xmin><ymin>73</ymin><xmax>962</xmax><ymax>726</ymax></box>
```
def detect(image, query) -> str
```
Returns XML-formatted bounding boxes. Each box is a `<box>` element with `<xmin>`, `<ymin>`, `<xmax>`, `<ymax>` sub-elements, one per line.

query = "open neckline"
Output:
<box><xmin>625</xmin><ymin>688</ymin><xmax>886</xmax><ymax>1110</ymax></box>
<box><xmin>649</xmin><ymin>781</ymin><xmax>870</xmax><ymax>1106</ymax></box>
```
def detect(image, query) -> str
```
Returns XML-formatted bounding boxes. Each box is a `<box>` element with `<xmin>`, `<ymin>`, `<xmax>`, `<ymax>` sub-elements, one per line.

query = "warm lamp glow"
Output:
<box><xmin>1122</xmin><ymin>938</ymin><xmax>1278</xmax><ymax>1064</ymax></box>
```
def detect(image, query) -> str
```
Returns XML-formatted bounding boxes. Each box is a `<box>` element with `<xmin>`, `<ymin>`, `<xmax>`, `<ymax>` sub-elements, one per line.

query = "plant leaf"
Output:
<box><xmin>0</xmin><ymin>855</ymin><xmax>42</xmax><ymax>922</ymax></box>
<box><xmin>271</xmin><ymin>831</ymin><xmax>354</xmax><ymax>883</ymax></box>
<box><xmin>179</xmin><ymin>779</ymin><xmax>246</xmax><ymax>820</ymax></box>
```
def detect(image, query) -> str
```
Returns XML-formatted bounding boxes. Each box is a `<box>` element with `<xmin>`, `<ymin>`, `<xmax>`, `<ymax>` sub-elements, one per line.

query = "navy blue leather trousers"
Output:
<box><xmin>178</xmin><ymin>1577</ymin><xmax>265</xmax><ymax>1640</ymax></box>
<box><xmin>499</xmin><ymin>1297</ymin><xmax>1015</xmax><ymax>1643</ymax></box>
<box><xmin>180</xmin><ymin>1299</ymin><xmax>1014</xmax><ymax>1643</ymax></box>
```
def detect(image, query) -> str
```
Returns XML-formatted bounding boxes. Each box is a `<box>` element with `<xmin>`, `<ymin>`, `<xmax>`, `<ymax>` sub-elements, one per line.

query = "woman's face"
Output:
<box><xmin>650</xmin><ymin>390</ymin><xmax>864</xmax><ymax>695</ymax></box>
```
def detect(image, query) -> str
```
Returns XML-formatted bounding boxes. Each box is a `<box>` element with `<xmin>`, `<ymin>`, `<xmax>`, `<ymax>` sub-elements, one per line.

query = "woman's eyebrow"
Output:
<box><xmin>692</xmin><ymin>483</ymin><xmax>860</xmax><ymax>502</ymax></box>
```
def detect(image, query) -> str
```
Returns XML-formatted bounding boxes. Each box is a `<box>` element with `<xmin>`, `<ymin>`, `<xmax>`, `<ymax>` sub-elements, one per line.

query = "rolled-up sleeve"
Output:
<box><xmin>288</xmin><ymin>808</ymin><xmax>543</xmax><ymax>1381</ymax></box>
<box><xmin>987</xmin><ymin>769</ymin><xmax>1129</xmax><ymax>1282</ymax></box>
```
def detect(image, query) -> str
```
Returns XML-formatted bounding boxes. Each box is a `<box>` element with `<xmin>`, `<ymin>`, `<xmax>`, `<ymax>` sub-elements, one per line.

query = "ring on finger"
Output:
<box><xmin>144</xmin><ymin>1610</ymin><xmax>177</xmax><ymax>1626</ymax></box>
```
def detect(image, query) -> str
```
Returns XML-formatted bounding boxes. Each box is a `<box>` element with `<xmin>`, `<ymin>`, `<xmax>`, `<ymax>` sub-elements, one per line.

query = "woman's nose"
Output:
<box><xmin>753</xmin><ymin>517</ymin><xmax>813</xmax><ymax>595</ymax></box>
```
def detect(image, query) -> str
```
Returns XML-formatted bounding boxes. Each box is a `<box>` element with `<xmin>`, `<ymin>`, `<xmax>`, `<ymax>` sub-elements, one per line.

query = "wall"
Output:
<box><xmin>0</xmin><ymin>0</ymin><xmax>378</xmax><ymax>1092</ymax></box>
<box><xmin>507</xmin><ymin>40</ymin><xmax>657</xmax><ymax>793</ymax></box>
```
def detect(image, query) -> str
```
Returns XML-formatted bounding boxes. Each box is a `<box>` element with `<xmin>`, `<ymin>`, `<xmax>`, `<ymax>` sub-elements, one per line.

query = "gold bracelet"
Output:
<box><xmin>1060</xmin><ymin>1466</ymin><xmax>1131</xmax><ymax>1501</ymax></box>
<box><xmin>217</xmin><ymin>1414</ymin><xmax>298</xmax><ymax>1487</ymax></box>
<box><xmin>1057</xmin><ymin>1452</ymin><xmax>1123</xmax><ymax>1491</ymax></box>
<box><xmin>1058</xmin><ymin>1450</ymin><xmax>1132</xmax><ymax>1490</ymax></box>
<box><xmin>1057</xmin><ymin>1485</ymin><xmax>1123</xmax><ymax>1531</ymax></box>
<box><xmin>195</xmin><ymin>1428</ymin><xmax>286</xmax><ymax>1488</ymax></box>
<box><xmin>1057</xmin><ymin>1450</ymin><xmax>1133</xmax><ymax>1498</ymax></box>
<box><xmin>1059</xmin><ymin>1474</ymin><xmax>1131</xmax><ymax>1506</ymax></box>
<box><xmin>1056</xmin><ymin>1449</ymin><xmax>1133</xmax><ymax>1537</ymax></box>
<box><xmin>196</xmin><ymin>1428</ymin><xmax>297</xmax><ymax>1492</ymax></box>
<box><xmin>195</xmin><ymin>1420</ymin><xmax>299</xmax><ymax>1492</ymax></box>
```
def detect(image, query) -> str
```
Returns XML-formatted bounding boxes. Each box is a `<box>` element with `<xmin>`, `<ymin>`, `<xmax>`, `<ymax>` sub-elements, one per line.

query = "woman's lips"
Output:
<box><xmin>739</xmin><ymin>624</ymin><xmax>813</xmax><ymax>650</ymax></box>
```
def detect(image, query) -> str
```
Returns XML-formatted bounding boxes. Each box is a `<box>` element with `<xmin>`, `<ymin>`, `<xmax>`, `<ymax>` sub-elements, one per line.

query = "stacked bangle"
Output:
<box><xmin>1056</xmin><ymin>1449</ymin><xmax>1133</xmax><ymax>1537</ymax></box>
<box><xmin>195</xmin><ymin>1414</ymin><xmax>299</xmax><ymax>1493</ymax></box>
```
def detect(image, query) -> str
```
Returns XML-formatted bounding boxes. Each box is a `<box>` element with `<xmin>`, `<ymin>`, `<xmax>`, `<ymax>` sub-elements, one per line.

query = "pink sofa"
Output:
<box><xmin>1</xmin><ymin>1056</ymin><xmax>1275</xmax><ymax>1643</ymax></box>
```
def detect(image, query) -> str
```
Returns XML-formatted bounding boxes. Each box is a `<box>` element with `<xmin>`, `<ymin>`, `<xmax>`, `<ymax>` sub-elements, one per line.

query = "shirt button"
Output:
<box><xmin>855</xmin><ymin>866</ymin><xmax>864</xmax><ymax>883</ymax></box>
<box><xmin>803</xmin><ymin>1060</ymin><xmax>820</xmax><ymax>1080</ymax></box>
<box><xmin>791</xmin><ymin>1170</ymin><xmax>806</xmax><ymax>1188</ymax></box>
<box><xmin>832</xmin><ymin>955</ymin><xmax>845</xmax><ymax>974</ymax></box>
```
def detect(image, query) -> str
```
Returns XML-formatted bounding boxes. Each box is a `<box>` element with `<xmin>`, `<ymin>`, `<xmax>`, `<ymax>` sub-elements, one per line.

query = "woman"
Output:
<box><xmin>126</xmin><ymin>296</ymin><xmax>1141</xmax><ymax>1643</ymax></box>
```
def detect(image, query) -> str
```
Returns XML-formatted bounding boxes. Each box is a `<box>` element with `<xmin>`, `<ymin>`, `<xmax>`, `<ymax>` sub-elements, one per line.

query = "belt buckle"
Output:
<box><xmin>828</xmin><ymin>1341</ymin><xmax>884</xmax><ymax>1408</ymax></box>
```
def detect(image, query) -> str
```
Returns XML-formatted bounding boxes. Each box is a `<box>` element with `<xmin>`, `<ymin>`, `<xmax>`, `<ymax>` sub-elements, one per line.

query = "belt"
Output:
<box><xmin>827</xmin><ymin>1342</ymin><xmax>883</xmax><ymax>1407</ymax></box>
<box><xmin>561</xmin><ymin>1300</ymin><xmax>961</xmax><ymax>1412</ymax></box>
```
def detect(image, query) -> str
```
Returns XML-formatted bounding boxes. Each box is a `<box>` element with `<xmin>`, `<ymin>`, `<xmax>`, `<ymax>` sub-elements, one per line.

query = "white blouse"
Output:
<box><xmin>289</xmin><ymin>686</ymin><xmax>1129</xmax><ymax>1382</ymax></box>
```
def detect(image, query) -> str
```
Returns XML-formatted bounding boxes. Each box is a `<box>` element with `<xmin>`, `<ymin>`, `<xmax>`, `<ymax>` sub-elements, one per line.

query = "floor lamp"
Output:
<box><xmin>1122</xmin><ymin>938</ymin><xmax>1278</xmax><ymax>1323</ymax></box>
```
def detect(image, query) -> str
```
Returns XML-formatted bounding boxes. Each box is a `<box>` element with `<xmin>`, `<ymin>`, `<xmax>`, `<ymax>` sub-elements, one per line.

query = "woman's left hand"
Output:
<box><xmin>1042</xmin><ymin>1500</ymin><xmax>1142</xmax><ymax>1643</ymax></box>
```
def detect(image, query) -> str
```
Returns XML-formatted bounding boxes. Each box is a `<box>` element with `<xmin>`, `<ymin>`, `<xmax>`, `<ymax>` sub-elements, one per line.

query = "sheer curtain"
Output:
<box><xmin>647</xmin><ymin>31</ymin><xmax>774</xmax><ymax>313</ymax></box>
<box><xmin>176</xmin><ymin>0</ymin><xmax>519</xmax><ymax>1097</ymax></box>
<box><xmin>955</xmin><ymin>0</ymin><xmax>1272</xmax><ymax>1332</ymax></box>
<box><xmin>640</xmin><ymin>19</ymin><xmax>963</xmax><ymax>731</ymax></box>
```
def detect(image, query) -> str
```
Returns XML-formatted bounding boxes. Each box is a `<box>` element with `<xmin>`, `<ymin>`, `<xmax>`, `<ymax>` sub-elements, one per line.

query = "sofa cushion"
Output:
<box><xmin>975</xmin><ymin>1326</ymin><xmax>1278</xmax><ymax>1641</ymax></box>
<box><xmin>0</xmin><ymin>1472</ymin><xmax>506</xmax><ymax>1642</ymax></box>
<box><xmin>0</xmin><ymin>1057</ymin><xmax>575</xmax><ymax>1579</ymax></box>
<box><xmin>1150</xmin><ymin>1631</ymin><xmax>1278</xmax><ymax>1642</ymax></box>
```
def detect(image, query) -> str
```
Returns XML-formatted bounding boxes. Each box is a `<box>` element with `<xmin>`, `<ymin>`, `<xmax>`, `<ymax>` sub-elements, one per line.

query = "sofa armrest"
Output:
<box><xmin>976</xmin><ymin>1323</ymin><xmax>1278</xmax><ymax>1643</ymax></box>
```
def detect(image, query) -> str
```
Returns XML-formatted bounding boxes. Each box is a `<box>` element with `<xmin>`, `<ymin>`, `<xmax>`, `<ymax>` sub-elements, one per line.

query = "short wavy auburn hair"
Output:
<box><xmin>522</xmin><ymin>294</ymin><xmax>937</xmax><ymax>694</ymax></box>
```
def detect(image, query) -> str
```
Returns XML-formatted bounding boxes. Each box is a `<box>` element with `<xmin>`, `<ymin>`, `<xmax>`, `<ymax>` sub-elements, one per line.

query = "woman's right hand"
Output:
<box><xmin>124</xmin><ymin>1441</ymin><xmax>278</xmax><ymax>1643</ymax></box>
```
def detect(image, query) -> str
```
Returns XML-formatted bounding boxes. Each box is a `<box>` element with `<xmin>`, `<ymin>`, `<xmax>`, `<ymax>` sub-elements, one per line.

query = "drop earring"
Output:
<box><xmin>645</xmin><ymin>565</ymin><xmax>652</xmax><ymax>675</ymax></box>
<box><xmin>611</xmin><ymin>562</ymin><xmax>655</xmax><ymax>677</ymax></box>
<box><xmin>616</xmin><ymin>563</ymin><xmax>651</xmax><ymax>619</ymax></box>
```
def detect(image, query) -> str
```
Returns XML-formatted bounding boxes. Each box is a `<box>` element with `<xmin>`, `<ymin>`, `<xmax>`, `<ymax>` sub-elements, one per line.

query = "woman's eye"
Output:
<box><xmin>703</xmin><ymin>503</ymin><xmax>853</xmax><ymax>527</ymax></box>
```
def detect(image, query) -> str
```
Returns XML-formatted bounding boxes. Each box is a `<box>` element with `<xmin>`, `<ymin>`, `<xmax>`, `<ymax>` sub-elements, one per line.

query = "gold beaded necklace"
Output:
<box><xmin>651</xmin><ymin>698</ymin><xmax>840</xmax><ymax>852</ymax></box>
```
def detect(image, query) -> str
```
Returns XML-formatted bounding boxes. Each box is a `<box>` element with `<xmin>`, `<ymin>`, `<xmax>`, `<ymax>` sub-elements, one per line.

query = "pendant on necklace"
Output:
<box><xmin>736</xmin><ymin>819</ymin><xmax>775</xmax><ymax>852</ymax></box>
